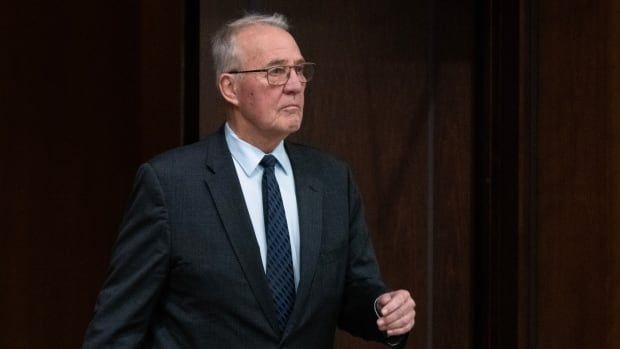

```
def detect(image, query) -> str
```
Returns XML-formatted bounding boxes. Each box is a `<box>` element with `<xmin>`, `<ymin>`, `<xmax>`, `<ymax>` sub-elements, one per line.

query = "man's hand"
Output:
<box><xmin>376</xmin><ymin>289</ymin><xmax>416</xmax><ymax>336</ymax></box>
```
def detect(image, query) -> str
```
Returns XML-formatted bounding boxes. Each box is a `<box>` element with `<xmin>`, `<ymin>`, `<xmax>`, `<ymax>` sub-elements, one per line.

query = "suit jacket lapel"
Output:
<box><xmin>202</xmin><ymin>131</ymin><xmax>281</xmax><ymax>334</ymax></box>
<box><xmin>283</xmin><ymin>142</ymin><xmax>324</xmax><ymax>338</ymax></box>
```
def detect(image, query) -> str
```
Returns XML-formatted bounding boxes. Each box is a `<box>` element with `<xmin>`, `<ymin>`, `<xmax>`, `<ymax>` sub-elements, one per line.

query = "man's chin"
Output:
<box><xmin>288</xmin><ymin>117</ymin><xmax>302</xmax><ymax>131</ymax></box>
<box><xmin>283</xmin><ymin>113</ymin><xmax>302</xmax><ymax>129</ymax></box>
<box><xmin>272</xmin><ymin>112</ymin><xmax>302</xmax><ymax>135</ymax></box>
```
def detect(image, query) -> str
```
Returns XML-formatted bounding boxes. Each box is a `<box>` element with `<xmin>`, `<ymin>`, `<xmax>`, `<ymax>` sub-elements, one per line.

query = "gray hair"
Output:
<box><xmin>211</xmin><ymin>13</ymin><xmax>290</xmax><ymax>83</ymax></box>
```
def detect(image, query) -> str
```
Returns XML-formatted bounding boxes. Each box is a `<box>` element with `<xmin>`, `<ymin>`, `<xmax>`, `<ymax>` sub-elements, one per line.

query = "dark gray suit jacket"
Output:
<box><xmin>83</xmin><ymin>129</ymin><xmax>397</xmax><ymax>348</ymax></box>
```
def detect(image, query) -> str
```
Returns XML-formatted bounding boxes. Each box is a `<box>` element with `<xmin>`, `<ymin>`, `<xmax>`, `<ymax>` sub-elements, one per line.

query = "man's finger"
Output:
<box><xmin>380</xmin><ymin>290</ymin><xmax>410</xmax><ymax>316</ymax></box>
<box><xmin>385</xmin><ymin>307</ymin><xmax>415</xmax><ymax>332</ymax></box>
<box><xmin>387</xmin><ymin>320</ymin><xmax>415</xmax><ymax>336</ymax></box>
<box><xmin>376</xmin><ymin>292</ymin><xmax>393</xmax><ymax>308</ymax></box>
<box><xmin>380</xmin><ymin>298</ymin><xmax>414</xmax><ymax>325</ymax></box>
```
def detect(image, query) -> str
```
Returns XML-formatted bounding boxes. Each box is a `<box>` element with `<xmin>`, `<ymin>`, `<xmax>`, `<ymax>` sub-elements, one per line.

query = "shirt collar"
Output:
<box><xmin>224</xmin><ymin>122</ymin><xmax>292</xmax><ymax>177</ymax></box>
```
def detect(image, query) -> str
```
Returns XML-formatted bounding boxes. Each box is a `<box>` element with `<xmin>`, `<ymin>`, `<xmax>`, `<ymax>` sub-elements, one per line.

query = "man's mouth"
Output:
<box><xmin>281</xmin><ymin>104</ymin><xmax>301</xmax><ymax>110</ymax></box>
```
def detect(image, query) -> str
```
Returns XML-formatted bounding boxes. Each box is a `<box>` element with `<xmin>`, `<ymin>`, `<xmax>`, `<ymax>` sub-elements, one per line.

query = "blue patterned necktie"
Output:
<box><xmin>260</xmin><ymin>155</ymin><xmax>296</xmax><ymax>332</ymax></box>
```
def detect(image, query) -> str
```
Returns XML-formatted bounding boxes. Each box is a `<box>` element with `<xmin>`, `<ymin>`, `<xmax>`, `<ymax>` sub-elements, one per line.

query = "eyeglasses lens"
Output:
<box><xmin>268</xmin><ymin>64</ymin><xmax>314</xmax><ymax>85</ymax></box>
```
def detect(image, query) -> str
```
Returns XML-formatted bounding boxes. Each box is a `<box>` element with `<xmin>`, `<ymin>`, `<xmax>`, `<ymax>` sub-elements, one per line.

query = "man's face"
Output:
<box><xmin>229</xmin><ymin>24</ymin><xmax>306</xmax><ymax>146</ymax></box>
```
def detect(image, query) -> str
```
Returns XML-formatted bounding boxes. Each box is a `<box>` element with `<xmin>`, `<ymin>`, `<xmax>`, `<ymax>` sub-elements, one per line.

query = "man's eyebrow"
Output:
<box><xmin>265</xmin><ymin>58</ymin><xmax>306</xmax><ymax>66</ymax></box>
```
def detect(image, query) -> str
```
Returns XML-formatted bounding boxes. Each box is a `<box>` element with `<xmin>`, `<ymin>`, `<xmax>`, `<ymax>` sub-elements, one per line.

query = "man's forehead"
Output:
<box><xmin>235</xmin><ymin>24</ymin><xmax>303</xmax><ymax>64</ymax></box>
<box><xmin>264</xmin><ymin>57</ymin><xmax>306</xmax><ymax>66</ymax></box>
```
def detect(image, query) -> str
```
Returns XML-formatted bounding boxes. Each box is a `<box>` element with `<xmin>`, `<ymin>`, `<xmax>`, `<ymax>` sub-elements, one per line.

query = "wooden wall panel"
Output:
<box><xmin>199</xmin><ymin>1</ymin><xmax>475</xmax><ymax>348</ymax></box>
<box><xmin>1</xmin><ymin>1</ymin><xmax>185</xmax><ymax>347</ymax></box>
<box><xmin>433</xmin><ymin>1</ymin><xmax>475</xmax><ymax>348</ymax></box>
<box><xmin>2</xmin><ymin>3</ymin><xmax>140</xmax><ymax>347</ymax></box>
<box><xmin>610</xmin><ymin>2</ymin><xmax>620</xmax><ymax>348</ymax></box>
<box><xmin>537</xmin><ymin>0</ymin><xmax>620</xmax><ymax>347</ymax></box>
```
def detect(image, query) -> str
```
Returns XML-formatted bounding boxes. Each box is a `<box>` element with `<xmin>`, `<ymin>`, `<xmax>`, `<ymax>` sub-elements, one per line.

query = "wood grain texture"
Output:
<box><xmin>537</xmin><ymin>0</ymin><xmax>620</xmax><ymax>347</ymax></box>
<box><xmin>1</xmin><ymin>1</ymin><xmax>184</xmax><ymax>347</ymax></box>
<box><xmin>609</xmin><ymin>3</ymin><xmax>620</xmax><ymax>348</ymax></box>
<box><xmin>432</xmin><ymin>1</ymin><xmax>475</xmax><ymax>348</ymax></box>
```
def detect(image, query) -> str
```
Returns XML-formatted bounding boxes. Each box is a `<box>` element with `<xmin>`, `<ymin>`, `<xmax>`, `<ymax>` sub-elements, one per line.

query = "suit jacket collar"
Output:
<box><xmin>202</xmin><ymin>129</ymin><xmax>280</xmax><ymax>334</ymax></box>
<box><xmin>282</xmin><ymin>141</ymin><xmax>324</xmax><ymax>339</ymax></box>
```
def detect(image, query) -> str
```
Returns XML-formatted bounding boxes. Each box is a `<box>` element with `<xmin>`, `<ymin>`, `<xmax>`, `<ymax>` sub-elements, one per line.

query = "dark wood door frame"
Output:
<box><xmin>473</xmin><ymin>0</ymin><xmax>536</xmax><ymax>348</ymax></box>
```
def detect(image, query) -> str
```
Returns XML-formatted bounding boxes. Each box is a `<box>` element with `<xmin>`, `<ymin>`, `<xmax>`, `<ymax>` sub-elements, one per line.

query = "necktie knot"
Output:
<box><xmin>260</xmin><ymin>154</ymin><xmax>278</xmax><ymax>170</ymax></box>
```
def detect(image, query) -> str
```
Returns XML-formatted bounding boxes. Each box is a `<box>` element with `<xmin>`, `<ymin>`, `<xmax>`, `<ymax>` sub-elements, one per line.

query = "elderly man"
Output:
<box><xmin>83</xmin><ymin>13</ymin><xmax>415</xmax><ymax>348</ymax></box>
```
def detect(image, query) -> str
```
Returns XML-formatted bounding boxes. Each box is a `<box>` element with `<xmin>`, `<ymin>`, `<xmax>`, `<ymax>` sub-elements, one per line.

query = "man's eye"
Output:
<box><xmin>269</xmin><ymin>67</ymin><xmax>287</xmax><ymax>76</ymax></box>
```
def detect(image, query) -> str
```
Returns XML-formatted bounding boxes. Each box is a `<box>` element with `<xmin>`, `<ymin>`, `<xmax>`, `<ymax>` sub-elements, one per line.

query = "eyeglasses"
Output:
<box><xmin>227</xmin><ymin>62</ymin><xmax>316</xmax><ymax>86</ymax></box>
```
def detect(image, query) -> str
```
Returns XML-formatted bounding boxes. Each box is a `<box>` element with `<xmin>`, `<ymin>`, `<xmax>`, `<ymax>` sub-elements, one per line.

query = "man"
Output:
<box><xmin>83</xmin><ymin>13</ymin><xmax>415</xmax><ymax>348</ymax></box>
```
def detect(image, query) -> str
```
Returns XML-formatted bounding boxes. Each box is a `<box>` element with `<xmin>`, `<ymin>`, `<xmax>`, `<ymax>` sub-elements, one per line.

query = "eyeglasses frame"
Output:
<box><xmin>226</xmin><ymin>62</ymin><xmax>316</xmax><ymax>86</ymax></box>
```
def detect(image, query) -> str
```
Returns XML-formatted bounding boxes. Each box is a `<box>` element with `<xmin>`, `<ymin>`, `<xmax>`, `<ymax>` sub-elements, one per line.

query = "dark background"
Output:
<box><xmin>2</xmin><ymin>0</ymin><xmax>619</xmax><ymax>348</ymax></box>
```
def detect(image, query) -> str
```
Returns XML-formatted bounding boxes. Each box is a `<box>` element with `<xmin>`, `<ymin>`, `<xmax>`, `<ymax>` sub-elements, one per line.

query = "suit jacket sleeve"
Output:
<box><xmin>83</xmin><ymin>163</ymin><xmax>170</xmax><ymax>348</ymax></box>
<box><xmin>337</xmin><ymin>167</ymin><xmax>406</xmax><ymax>347</ymax></box>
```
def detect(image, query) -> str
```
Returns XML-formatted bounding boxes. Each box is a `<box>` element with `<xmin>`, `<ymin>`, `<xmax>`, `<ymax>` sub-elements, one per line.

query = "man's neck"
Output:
<box><xmin>226</xmin><ymin>119</ymin><xmax>286</xmax><ymax>154</ymax></box>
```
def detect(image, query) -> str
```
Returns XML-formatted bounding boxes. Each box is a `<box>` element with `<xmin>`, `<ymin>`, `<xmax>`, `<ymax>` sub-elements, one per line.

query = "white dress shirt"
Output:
<box><xmin>224</xmin><ymin>123</ymin><xmax>300</xmax><ymax>288</ymax></box>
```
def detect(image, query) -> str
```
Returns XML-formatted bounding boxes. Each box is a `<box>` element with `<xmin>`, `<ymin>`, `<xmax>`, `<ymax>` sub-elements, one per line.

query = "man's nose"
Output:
<box><xmin>283</xmin><ymin>69</ymin><xmax>304</xmax><ymax>93</ymax></box>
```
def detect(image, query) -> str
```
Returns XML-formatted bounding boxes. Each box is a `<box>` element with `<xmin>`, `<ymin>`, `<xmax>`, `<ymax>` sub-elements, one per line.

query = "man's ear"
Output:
<box><xmin>219</xmin><ymin>74</ymin><xmax>239</xmax><ymax>106</ymax></box>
